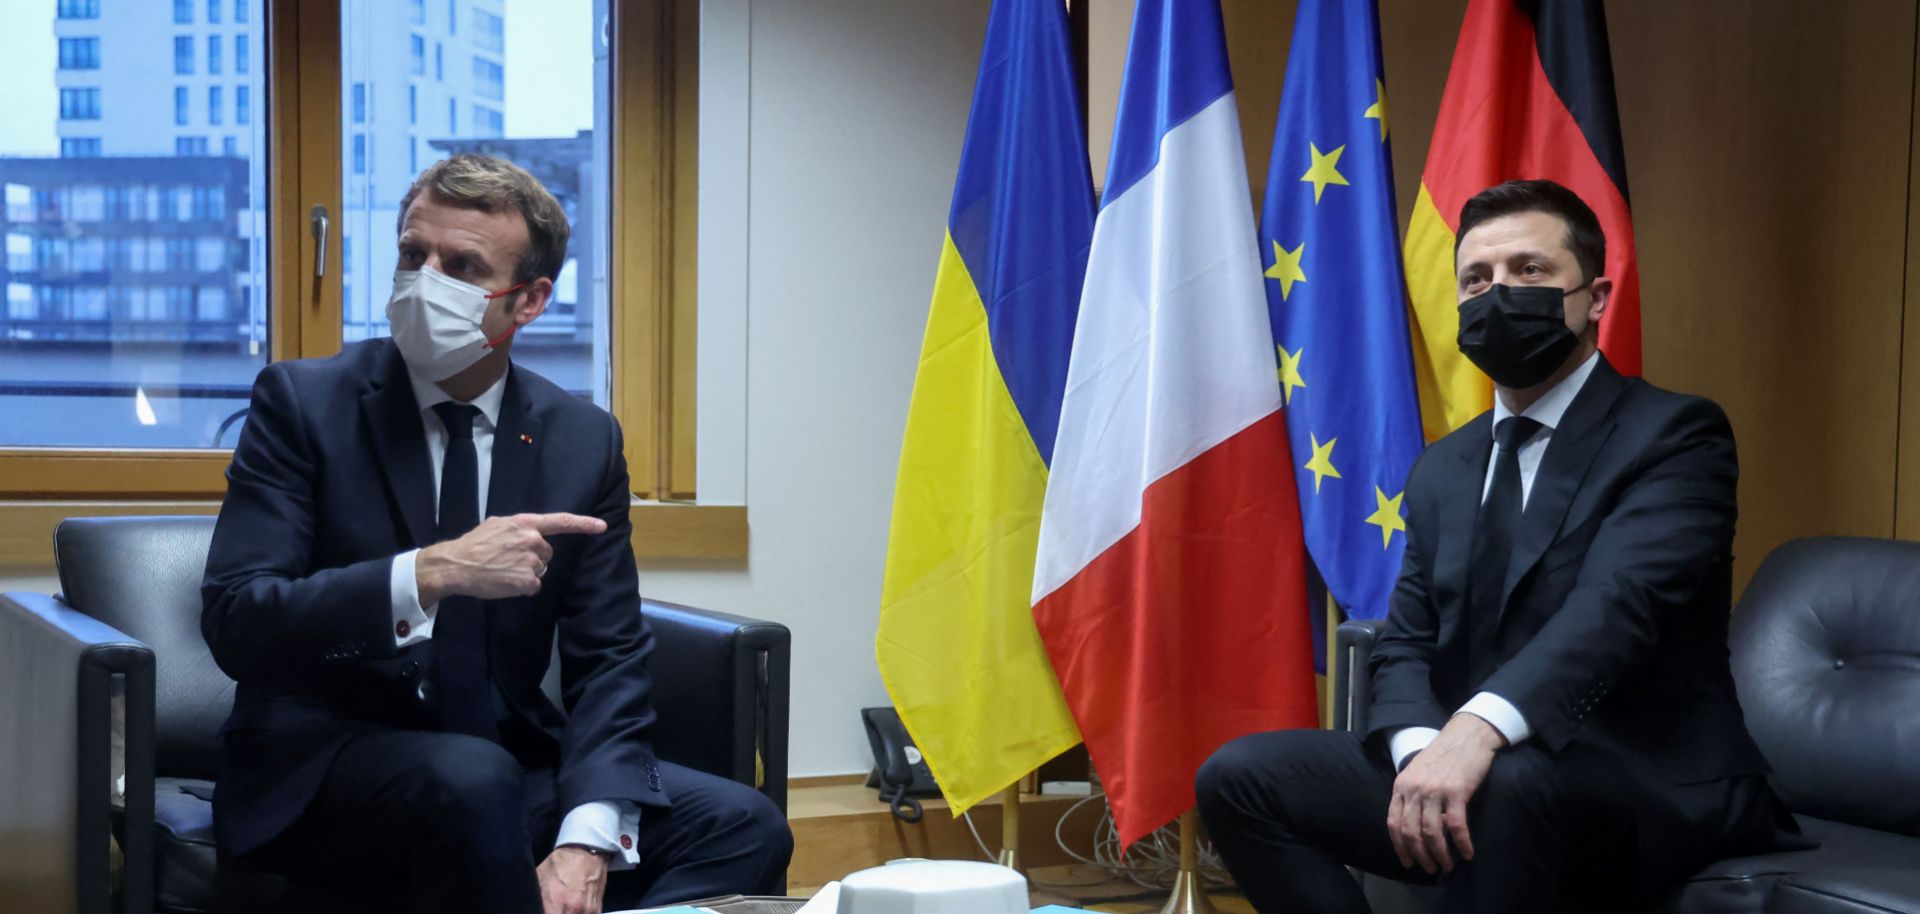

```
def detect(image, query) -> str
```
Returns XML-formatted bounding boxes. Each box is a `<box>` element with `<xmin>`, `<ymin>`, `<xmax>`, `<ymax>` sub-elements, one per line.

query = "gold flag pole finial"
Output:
<box><xmin>1158</xmin><ymin>808</ymin><xmax>1218</xmax><ymax>914</ymax></box>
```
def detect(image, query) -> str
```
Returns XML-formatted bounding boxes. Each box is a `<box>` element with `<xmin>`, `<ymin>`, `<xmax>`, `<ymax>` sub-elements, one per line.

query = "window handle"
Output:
<box><xmin>310</xmin><ymin>204</ymin><xmax>328</xmax><ymax>278</ymax></box>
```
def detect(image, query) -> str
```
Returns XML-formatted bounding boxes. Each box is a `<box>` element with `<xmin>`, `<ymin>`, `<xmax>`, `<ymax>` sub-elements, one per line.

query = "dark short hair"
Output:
<box><xmin>397</xmin><ymin>153</ymin><xmax>570</xmax><ymax>284</ymax></box>
<box><xmin>1455</xmin><ymin>179</ymin><xmax>1606</xmax><ymax>285</ymax></box>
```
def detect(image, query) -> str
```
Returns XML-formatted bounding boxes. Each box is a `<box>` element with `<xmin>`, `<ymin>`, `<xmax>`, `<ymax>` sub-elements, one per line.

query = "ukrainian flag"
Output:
<box><xmin>875</xmin><ymin>0</ymin><xmax>1091</xmax><ymax>814</ymax></box>
<box><xmin>1259</xmin><ymin>0</ymin><xmax>1424</xmax><ymax>623</ymax></box>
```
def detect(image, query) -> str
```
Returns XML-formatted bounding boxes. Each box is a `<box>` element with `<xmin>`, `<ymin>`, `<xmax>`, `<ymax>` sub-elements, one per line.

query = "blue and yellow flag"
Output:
<box><xmin>1260</xmin><ymin>0</ymin><xmax>1424</xmax><ymax>623</ymax></box>
<box><xmin>875</xmin><ymin>0</ymin><xmax>1092</xmax><ymax>814</ymax></box>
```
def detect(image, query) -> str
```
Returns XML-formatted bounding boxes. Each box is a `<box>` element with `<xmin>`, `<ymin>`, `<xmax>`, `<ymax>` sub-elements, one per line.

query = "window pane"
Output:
<box><xmin>341</xmin><ymin>0</ymin><xmax>609</xmax><ymax>407</ymax></box>
<box><xmin>0</xmin><ymin>0</ymin><xmax>268</xmax><ymax>448</ymax></box>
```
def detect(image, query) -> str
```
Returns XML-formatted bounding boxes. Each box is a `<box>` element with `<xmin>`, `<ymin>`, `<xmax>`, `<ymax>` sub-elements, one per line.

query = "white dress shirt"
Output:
<box><xmin>387</xmin><ymin>367</ymin><xmax>641</xmax><ymax>868</ymax></box>
<box><xmin>1389</xmin><ymin>352</ymin><xmax>1600</xmax><ymax>770</ymax></box>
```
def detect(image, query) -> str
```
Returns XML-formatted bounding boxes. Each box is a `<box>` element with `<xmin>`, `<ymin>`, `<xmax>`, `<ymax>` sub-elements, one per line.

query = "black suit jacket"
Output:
<box><xmin>202</xmin><ymin>339</ymin><xmax>668</xmax><ymax>855</ymax></box>
<box><xmin>1368</xmin><ymin>356</ymin><xmax>1769</xmax><ymax>788</ymax></box>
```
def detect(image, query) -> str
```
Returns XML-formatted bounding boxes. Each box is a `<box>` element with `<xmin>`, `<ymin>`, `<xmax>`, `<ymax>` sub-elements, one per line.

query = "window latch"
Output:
<box><xmin>310</xmin><ymin>204</ymin><xmax>328</xmax><ymax>278</ymax></box>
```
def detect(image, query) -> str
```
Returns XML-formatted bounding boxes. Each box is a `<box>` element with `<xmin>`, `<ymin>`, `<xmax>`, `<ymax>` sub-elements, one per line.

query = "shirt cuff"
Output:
<box><xmin>556</xmin><ymin>800</ymin><xmax>641</xmax><ymax>870</ymax></box>
<box><xmin>389</xmin><ymin>549</ymin><xmax>437</xmax><ymax>648</ymax></box>
<box><xmin>1388</xmin><ymin>726</ymin><xmax>1440</xmax><ymax>771</ymax></box>
<box><xmin>1458</xmin><ymin>691</ymin><xmax>1531</xmax><ymax>747</ymax></box>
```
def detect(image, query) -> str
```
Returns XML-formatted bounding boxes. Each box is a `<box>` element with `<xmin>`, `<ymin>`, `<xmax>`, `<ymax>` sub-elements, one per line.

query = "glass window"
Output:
<box><xmin>59</xmin><ymin>38</ymin><xmax>100</xmax><ymax>70</ymax></box>
<box><xmin>236</xmin><ymin>35</ymin><xmax>249</xmax><ymax>75</ymax></box>
<box><xmin>175</xmin><ymin>86</ymin><xmax>189</xmax><ymax>125</ymax></box>
<box><xmin>352</xmin><ymin>83</ymin><xmax>367</xmax><ymax>124</ymax></box>
<box><xmin>342</xmin><ymin>0</ymin><xmax>610</xmax><ymax>405</ymax></box>
<box><xmin>7</xmin><ymin>234</ymin><xmax>32</xmax><ymax>272</ymax></box>
<box><xmin>174</xmin><ymin>36</ymin><xmax>193</xmax><ymax>75</ymax></box>
<box><xmin>208</xmin><ymin>35</ymin><xmax>222</xmax><ymax>75</ymax></box>
<box><xmin>175</xmin><ymin>137</ymin><xmax>208</xmax><ymax>156</ymax></box>
<box><xmin>471</xmin><ymin>105</ymin><xmax>503</xmax><ymax>137</ymax></box>
<box><xmin>473</xmin><ymin>58</ymin><xmax>503</xmax><ymax>101</ymax></box>
<box><xmin>208</xmin><ymin>86</ymin><xmax>224</xmax><ymax>126</ymax></box>
<box><xmin>237</xmin><ymin>86</ymin><xmax>250</xmax><ymax>125</ymax></box>
<box><xmin>208</xmin><ymin>0</ymin><xmax>221</xmax><ymax>24</ymax></box>
<box><xmin>410</xmin><ymin>35</ymin><xmax>425</xmax><ymax>75</ymax></box>
<box><xmin>476</xmin><ymin>9</ymin><xmax>504</xmax><ymax>53</ymax></box>
<box><xmin>223</xmin><ymin>136</ymin><xmax>238</xmax><ymax>156</ymax></box>
<box><xmin>58</xmin><ymin>0</ymin><xmax>101</xmax><ymax>20</ymax></box>
<box><xmin>60</xmin><ymin>88</ymin><xmax>103</xmax><ymax>120</ymax></box>
<box><xmin>435</xmin><ymin>43</ymin><xmax>444</xmax><ymax>82</ymax></box>
<box><xmin>448</xmin><ymin>0</ymin><xmax>456</xmax><ymax>34</ymax></box>
<box><xmin>60</xmin><ymin>138</ymin><xmax>102</xmax><ymax>157</ymax></box>
<box><xmin>197</xmin><ymin>238</ymin><xmax>226</xmax><ymax>272</ymax></box>
<box><xmin>234</xmin><ymin>0</ymin><xmax>248</xmax><ymax>24</ymax></box>
<box><xmin>174</xmin><ymin>0</ymin><xmax>192</xmax><ymax>24</ymax></box>
<box><xmin>72</xmin><ymin>186</ymin><xmax>105</xmax><ymax>222</ymax></box>
<box><xmin>410</xmin><ymin>0</ymin><xmax>426</xmax><ymax>25</ymax></box>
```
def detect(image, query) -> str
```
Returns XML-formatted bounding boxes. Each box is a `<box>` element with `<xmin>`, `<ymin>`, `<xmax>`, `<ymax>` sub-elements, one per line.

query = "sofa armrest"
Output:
<box><xmin>643</xmin><ymin>600</ymin><xmax>792</xmax><ymax>814</ymax></box>
<box><xmin>0</xmin><ymin>592</ymin><xmax>156</xmax><ymax>914</ymax></box>
<box><xmin>1334</xmin><ymin>619</ymin><xmax>1381</xmax><ymax>735</ymax></box>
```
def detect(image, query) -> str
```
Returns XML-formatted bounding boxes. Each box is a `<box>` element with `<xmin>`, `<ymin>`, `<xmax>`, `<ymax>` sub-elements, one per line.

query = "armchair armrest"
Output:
<box><xmin>0</xmin><ymin>592</ymin><xmax>156</xmax><ymax>914</ymax></box>
<box><xmin>1334</xmin><ymin>619</ymin><xmax>1381</xmax><ymax>735</ymax></box>
<box><xmin>642</xmin><ymin>600</ymin><xmax>792</xmax><ymax>814</ymax></box>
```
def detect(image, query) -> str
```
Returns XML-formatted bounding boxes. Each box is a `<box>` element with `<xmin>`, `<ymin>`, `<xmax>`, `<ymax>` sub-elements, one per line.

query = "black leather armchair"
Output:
<box><xmin>1333</xmin><ymin>536</ymin><xmax>1920</xmax><ymax>914</ymax></box>
<box><xmin>0</xmin><ymin>515</ymin><xmax>791</xmax><ymax>914</ymax></box>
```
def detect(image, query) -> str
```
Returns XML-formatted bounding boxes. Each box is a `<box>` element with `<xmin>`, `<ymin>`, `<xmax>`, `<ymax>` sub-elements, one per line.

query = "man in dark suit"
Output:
<box><xmin>1195</xmin><ymin>180</ymin><xmax>1791</xmax><ymax>913</ymax></box>
<box><xmin>202</xmin><ymin>153</ymin><xmax>791</xmax><ymax>914</ymax></box>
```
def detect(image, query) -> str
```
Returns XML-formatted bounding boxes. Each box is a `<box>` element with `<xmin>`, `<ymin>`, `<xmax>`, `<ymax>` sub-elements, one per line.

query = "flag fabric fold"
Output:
<box><xmin>875</xmin><ymin>0</ymin><xmax>1093</xmax><ymax>815</ymax></box>
<box><xmin>1260</xmin><ymin>0</ymin><xmax>1424</xmax><ymax>623</ymax></box>
<box><xmin>1031</xmin><ymin>0</ymin><xmax>1319</xmax><ymax>848</ymax></box>
<box><xmin>1402</xmin><ymin>0</ymin><xmax>1639</xmax><ymax>439</ymax></box>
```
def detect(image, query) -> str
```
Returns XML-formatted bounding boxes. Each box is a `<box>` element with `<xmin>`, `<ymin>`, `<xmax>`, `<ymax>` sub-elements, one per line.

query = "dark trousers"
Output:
<box><xmin>1195</xmin><ymin>729</ymin><xmax>1778</xmax><ymax>914</ymax></box>
<box><xmin>237</xmin><ymin>729</ymin><xmax>793</xmax><ymax>913</ymax></box>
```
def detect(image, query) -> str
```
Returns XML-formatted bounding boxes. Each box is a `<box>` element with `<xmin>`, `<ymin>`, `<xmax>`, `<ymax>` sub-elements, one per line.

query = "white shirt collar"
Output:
<box><xmin>1490</xmin><ymin>351</ymin><xmax>1600</xmax><ymax>438</ymax></box>
<box><xmin>406</xmin><ymin>366</ymin><xmax>508</xmax><ymax>429</ymax></box>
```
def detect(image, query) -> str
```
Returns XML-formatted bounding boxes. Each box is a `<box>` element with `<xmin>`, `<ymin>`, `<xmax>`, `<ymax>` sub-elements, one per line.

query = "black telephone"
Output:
<box><xmin>861</xmin><ymin>706</ymin><xmax>940</xmax><ymax>823</ymax></box>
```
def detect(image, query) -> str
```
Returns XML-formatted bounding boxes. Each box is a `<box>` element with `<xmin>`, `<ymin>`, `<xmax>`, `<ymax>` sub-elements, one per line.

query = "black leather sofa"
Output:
<box><xmin>0</xmin><ymin>515</ymin><xmax>791</xmax><ymax>913</ymax></box>
<box><xmin>1332</xmin><ymin>536</ymin><xmax>1920</xmax><ymax>914</ymax></box>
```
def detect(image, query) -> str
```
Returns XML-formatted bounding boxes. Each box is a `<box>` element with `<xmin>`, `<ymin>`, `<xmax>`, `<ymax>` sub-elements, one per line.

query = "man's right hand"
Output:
<box><xmin>415</xmin><ymin>512</ymin><xmax>608</xmax><ymax>605</ymax></box>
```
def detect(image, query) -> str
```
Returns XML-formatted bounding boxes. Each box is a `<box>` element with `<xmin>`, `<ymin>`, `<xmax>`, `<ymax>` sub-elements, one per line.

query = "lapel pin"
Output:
<box><xmin>520</xmin><ymin>434</ymin><xmax>534</xmax><ymax>445</ymax></box>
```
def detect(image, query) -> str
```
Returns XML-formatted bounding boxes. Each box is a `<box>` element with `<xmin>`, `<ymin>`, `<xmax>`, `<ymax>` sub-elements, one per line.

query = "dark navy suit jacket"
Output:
<box><xmin>1368</xmin><ymin>357</ymin><xmax>1769</xmax><ymax>782</ymax></box>
<box><xmin>202</xmin><ymin>338</ymin><xmax>668</xmax><ymax>855</ymax></box>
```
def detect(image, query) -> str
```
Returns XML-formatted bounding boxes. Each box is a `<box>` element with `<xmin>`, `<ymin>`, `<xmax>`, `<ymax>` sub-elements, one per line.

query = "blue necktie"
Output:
<box><xmin>430</xmin><ymin>402</ymin><xmax>497</xmax><ymax>741</ymax></box>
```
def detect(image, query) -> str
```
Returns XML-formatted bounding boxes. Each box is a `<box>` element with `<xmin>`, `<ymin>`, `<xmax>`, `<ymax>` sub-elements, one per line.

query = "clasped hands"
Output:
<box><xmin>1387</xmin><ymin>712</ymin><xmax>1507</xmax><ymax>875</ymax></box>
<box><xmin>416</xmin><ymin>512</ymin><xmax>607</xmax><ymax>606</ymax></box>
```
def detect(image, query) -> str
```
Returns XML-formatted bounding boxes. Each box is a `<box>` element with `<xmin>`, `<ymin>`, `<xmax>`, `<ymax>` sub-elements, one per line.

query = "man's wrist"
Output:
<box><xmin>415</xmin><ymin>543</ymin><xmax>448</xmax><ymax>606</ymax></box>
<box><xmin>558</xmin><ymin>843</ymin><xmax>616</xmax><ymax>861</ymax></box>
<box><xmin>1451</xmin><ymin>710</ymin><xmax>1510</xmax><ymax>749</ymax></box>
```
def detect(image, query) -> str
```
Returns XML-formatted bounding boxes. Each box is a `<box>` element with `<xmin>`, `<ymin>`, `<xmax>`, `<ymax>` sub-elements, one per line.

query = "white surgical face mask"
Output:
<box><xmin>385</xmin><ymin>265</ymin><xmax>526</xmax><ymax>381</ymax></box>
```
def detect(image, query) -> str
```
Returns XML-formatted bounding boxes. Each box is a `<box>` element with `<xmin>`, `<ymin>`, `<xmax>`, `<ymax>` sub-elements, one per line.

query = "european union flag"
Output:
<box><xmin>1260</xmin><ymin>0</ymin><xmax>1424</xmax><ymax>623</ymax></box>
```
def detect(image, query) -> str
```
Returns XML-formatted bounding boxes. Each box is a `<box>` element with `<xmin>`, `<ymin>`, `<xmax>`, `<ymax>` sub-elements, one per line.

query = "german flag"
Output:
<box><xmin>1402</xmin><ymin>0</ymin><xmax>1638</xmax><ymax>439</ymax></box>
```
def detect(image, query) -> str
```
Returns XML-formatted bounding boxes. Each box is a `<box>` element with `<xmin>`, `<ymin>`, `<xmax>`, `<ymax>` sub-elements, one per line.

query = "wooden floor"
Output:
<box><xmin>784</xmin><ymin>778</ymin><xmax>1250</xmax><ymax>912</ymax></box>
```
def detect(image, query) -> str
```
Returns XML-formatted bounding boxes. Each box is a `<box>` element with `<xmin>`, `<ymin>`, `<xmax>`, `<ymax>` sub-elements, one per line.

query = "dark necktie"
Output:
<box><xmin>430</xmin><ymin>402</ymin><xmax>497</xmax><ymax>741</ymax></box>
<box><xmin>1468</xmin><ymin>415</ymin><xmax>1543</xmax><ymax>689</ymax></box>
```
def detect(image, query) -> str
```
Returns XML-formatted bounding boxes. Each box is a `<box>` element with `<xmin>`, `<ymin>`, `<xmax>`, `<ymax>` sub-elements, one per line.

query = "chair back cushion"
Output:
<box><xmin>55</xmin><ymin>516</ymin><xmax>231</xmax><ymax>780</ymax></box>
<box><xmin>1730</xmin><ymin>537</ymin><xmax>1920</xmax><ymax>836</ymax></box>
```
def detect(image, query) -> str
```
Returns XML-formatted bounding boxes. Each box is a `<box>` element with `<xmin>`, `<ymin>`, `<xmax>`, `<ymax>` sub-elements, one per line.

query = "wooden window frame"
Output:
<box><xmin>0</xmin><ymin>0</ymin><xmax>737</xmax><ymax>565</ymax></box>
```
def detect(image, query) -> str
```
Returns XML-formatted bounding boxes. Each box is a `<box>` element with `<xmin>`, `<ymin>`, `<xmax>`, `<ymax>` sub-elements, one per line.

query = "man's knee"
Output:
<box><xmin>403</xmin><ymin>736</ymin><xmax>526</xmax><ymax>830</ymax></box>
<box><xmin>1474</xmin><ymin>744</ymin><xmax>1564</xmax><ymax>823</ymax></box>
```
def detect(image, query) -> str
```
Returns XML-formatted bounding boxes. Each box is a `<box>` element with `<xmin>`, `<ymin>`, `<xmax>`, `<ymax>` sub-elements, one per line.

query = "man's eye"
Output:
<box><xmin>1523</xmin><ymin>263</ymin><xmax>1545</xmax><ymax>276</ymax></box>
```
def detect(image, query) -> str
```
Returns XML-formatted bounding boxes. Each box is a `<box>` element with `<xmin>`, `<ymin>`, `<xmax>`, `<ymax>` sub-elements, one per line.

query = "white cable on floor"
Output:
<box><xmin>1041</xmin><ymin>793</ymin><xmax>1233</xmax><ymax>892</ymax></box>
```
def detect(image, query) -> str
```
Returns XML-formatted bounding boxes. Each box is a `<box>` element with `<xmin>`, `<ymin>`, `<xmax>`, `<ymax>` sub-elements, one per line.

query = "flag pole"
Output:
<box><xmin>1158</xmin><ymin>808</ymin><xmax>1218</xmax><ymax>914</ymax></box>
<box><xmin>997</xmin><ymin>781</ymin><xmax>1022</xmax><ymax>871</ymax></box>
<box><xmin>1324</xmin><ymin>593</ymin><xmax>1339</xmax><ymax>727</ymax></box>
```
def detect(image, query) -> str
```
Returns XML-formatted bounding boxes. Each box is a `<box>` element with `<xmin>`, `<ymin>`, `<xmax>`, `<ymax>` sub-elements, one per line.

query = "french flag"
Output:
<box><xmin>1031</xmin><ymin>0</ymin><xmax>1320</xmax><ymax>847</ymax></box>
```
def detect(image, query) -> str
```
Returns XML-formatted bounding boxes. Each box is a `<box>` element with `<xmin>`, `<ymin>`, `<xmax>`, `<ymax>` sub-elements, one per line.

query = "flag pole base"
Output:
<box><xmin>1158</xmin><ymin>869</ymin><xmax>1218</xmax><ymax>914</ymax></box>
<box><xmin>996</xmin><ymin>848</ymin><xmax>1020</xmax><ymax>871</ymax></box>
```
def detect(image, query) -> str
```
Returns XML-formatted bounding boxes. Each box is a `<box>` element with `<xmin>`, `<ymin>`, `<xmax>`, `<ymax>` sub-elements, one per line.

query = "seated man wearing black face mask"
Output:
<box><xmin>202</xmin><ymin>154</ymin><xmax>791</xmax><ymax>914</ymax></box>
<box><xmin>1194</xmin><ymin>179</ymin><xmax>1796</xmax><ymax>914</ymax></box>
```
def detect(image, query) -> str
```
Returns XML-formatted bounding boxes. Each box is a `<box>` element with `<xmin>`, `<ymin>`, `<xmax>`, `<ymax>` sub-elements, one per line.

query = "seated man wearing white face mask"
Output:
<box><xmin>201</xmin><ymin>154</ymin><xmax>792</xmax><ymax>914</ymax></box>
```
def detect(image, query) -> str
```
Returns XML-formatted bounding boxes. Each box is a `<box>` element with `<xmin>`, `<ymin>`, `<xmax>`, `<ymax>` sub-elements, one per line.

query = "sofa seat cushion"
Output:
<box><xmin>155</xmin><ymin>777</ymin><xmax>218</xmax><ymax>912</ymax></box>
<box><xmin>1663</xmin><ymin>817</ymin><xmax>1920</xmax><ymax>914</ymax></box>
<box><xmin>1767</xmin><ymin>869</ymin><xmax>1920</xmax><ymax>914</ymax></box>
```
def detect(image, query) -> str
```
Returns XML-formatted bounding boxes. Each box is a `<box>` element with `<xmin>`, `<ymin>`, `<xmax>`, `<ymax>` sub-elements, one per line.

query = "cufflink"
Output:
<box><xmin>396</xmin><ymin>619</ymin><xmax>412</xmax><ymax>638</ymax></box>
<box><xmin>620</xmin><ymin>834</ymin><xmax>634</xmax><ymax>850</ymax></box>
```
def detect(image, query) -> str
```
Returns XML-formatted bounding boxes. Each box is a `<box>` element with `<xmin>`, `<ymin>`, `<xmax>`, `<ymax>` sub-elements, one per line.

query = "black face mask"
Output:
<box><xmin>1456</xmin><ymin>283</ymin><xmax>1586</xmax><ymax>389</ymax></box>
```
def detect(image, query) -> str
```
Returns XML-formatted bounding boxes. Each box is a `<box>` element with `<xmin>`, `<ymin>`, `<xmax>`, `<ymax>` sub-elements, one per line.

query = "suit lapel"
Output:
<box><xmin>486</xmin><ymin>364</ymin><xmax>543</xmax><ymax>522</ymax></box>
<box><xmin>1499</xmin><ymin>358</ymin><xmax>1629</xmax><ymax>617</ymax></box>
<box><xmin>1436</xmin><ymin>413</ymin><xmax>1495</xmax><ymax>615</ymax></box>
<box><xmin>359</xmin><ymin>346</ymin><xmax>437</xmax><ymax>549</ymax></box>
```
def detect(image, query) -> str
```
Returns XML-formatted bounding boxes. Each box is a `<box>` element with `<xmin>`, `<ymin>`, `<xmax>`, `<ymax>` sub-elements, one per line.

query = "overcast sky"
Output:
<box><xmin>0</xmin><ymin>0</ymin><xmax>595</xmax><ymax>157</ymax></box>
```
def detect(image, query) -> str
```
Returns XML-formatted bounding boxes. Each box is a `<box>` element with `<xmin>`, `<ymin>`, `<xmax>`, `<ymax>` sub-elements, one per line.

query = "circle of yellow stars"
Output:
<box><xmin>1262</xmin><ymin>77</ymin><xmax>1406</xmax><ymax>550</ymax></box>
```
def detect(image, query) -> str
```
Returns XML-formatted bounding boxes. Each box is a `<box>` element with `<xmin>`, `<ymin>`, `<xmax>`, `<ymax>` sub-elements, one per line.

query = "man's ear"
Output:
<box><xmin>1584</xmin><ymin>275</ymin><xmax>1613</xmax><ymax>329</ymax></box>
<box><xmin>511</xmin><ymin>277</ymin><xmax>554</xmax><ymax>326</ymax></box>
